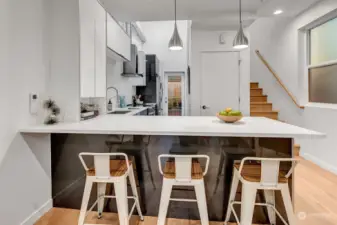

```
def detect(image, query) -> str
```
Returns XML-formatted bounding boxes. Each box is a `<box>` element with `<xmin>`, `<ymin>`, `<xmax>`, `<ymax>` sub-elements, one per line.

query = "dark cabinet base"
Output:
<box><xmin>51</xmin><ymin>134</ymin><xmax>293</xmax><ymax>223</ymax></box>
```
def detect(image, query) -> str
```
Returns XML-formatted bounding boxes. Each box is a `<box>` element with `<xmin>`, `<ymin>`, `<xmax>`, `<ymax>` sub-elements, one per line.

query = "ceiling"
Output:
<box><xmin>101</xmin><ymin>0</ymin><xmax>322</xmax><ymax>30</ymax></box>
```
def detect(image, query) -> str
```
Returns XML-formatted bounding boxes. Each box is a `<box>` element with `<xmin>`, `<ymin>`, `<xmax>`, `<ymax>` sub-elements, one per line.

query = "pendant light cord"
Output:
<box><xmin>174</xmin><ymin>0</ymin><xmax>177</xmax><ymax>25</ymax></box>
<box><xmin>239</xmin><ymin>0</ymin><xmax>242</xmax><ymax>25</ymax></box>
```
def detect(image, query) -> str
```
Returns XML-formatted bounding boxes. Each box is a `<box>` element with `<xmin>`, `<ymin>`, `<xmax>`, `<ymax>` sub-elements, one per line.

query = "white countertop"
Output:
<box><xmin>20</xmin><ymin>116</ymin><xmax>324</xmax><ymax>138</ymax></box>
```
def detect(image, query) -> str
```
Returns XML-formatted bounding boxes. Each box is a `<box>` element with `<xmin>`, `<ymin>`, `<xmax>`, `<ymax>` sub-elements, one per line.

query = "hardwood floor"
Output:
<box><xmin>34</xmin><ymin>209</ymin><xmax>248</xmax><ymax>225</ymax></box>
<box><xmin>35</xmin><ymin>158</ymin><xmax>337</xmax><ymax>225</ymax></box>
<box><xmin>295</xmin><ymin>158</ymin><xmax>337</xmax><ymax>225</ymax></box>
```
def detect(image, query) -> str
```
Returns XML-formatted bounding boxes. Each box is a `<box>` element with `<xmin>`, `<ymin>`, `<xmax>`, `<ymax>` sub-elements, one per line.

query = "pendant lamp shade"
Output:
<box><xmin>233</xmin><ymin>26</ymin><xmax>248</xmax><ymax>49</ymax></box>
<box><xmin>169</xmin><ymin>0</ymin><xmax>183</xmax><ymax>51</ymax></box>
<box><xmin>233</xmin><ymin>0</ymin><xmax>249</xmax><ymax>49</ymax></box>
<box><xmin>169</xmin><ymin>23</ymin><xmax>183</xmax><ymax>50</ymax></box>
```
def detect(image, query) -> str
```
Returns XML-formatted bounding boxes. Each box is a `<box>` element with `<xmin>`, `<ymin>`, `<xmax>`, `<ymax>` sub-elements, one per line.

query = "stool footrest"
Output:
<box><xmin>228</xmin><ymin>201</ymin><xmax>289</xmax><ymax>225</ymax></box>
<box><xmin>84</xmin><ymin>195</ymin><xmax>140</xmax><ymax>222</ymax></box>
<box><xmin>169</xmin><ymin>197</ymin><xmax>197</xmax><ymax>202</ymax></box>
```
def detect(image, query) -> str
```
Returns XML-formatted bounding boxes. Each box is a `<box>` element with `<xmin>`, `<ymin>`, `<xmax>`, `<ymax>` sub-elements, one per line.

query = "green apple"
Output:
<box><xmin>228</xmin><ymin>111</ymin><xmax>242</xmax><ymax>116</ymax></box>
<box><xmin>219</xmin><ymin>111</ymin><xmax>228</xmax><ymax>116</ymax></box>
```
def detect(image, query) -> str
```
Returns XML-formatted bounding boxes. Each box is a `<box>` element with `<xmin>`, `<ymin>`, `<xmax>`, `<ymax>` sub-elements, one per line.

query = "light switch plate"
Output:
<box><xmin>29</xmin><ymin>93</ymin><xmax>39</xmax><ymax>115</ymax></box>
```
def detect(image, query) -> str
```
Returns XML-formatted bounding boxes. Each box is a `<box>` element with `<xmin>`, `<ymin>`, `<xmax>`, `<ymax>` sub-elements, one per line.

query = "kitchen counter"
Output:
<box><xmin>19</xmin><ymin>116</ymin><xmax>324</xmax><ymax>223</ymax></box>
<box><xmin>20</xmin><ymin>116</ymin><xmax>324</xmax><ymax>138</ymax></box>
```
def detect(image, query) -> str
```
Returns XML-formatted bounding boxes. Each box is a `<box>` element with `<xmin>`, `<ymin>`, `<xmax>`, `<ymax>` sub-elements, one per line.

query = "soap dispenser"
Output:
<box><xmin>107</xmin><ymin>99</ymin><xmax>113</xmax><ymax>111</ymax></box>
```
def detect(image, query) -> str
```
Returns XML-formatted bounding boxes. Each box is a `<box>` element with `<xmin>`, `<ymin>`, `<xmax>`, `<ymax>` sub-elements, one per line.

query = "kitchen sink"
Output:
<box><xmin>108</xmin><ymin>111</ymin><xmax>131</xmax><ymax>115</ymax></box>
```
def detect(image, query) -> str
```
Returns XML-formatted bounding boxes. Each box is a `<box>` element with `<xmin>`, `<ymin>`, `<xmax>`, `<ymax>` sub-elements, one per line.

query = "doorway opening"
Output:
<box><xmin>164</xmin><ymin>72</ymin><xmax>185</xmax><ymax>116</ymax></box>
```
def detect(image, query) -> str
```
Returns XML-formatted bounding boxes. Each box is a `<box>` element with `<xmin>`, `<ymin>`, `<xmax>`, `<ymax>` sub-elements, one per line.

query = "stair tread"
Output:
<box><xmin>251</xmin><ymin>110</ymin><xmax>279</xmax><ymax>113</ymax></box>
<box><xmin>250</xmin><ymin>82</ymin><xmax>259</xmax><ymax>88</ymax></box>
<box><xmin>250</xmin><ymin>102</ymin><xmax>272</xmax><ymax>104</ymax></box>
<box><xmin>250</xmin><ymin>83</ymin><xmax>278</xmax><ymax>120</ymax></box>
<box><xmin>251</xmin><ymin>110</ymin><xmax>276</xmax><ymax>113</ymax></box>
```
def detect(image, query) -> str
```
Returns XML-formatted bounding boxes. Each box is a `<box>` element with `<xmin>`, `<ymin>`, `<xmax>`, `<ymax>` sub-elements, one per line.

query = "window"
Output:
<box><xmin>308</xmin><ymin>17</ymin><xmax>337</xmax><ymax>104</ymax></box>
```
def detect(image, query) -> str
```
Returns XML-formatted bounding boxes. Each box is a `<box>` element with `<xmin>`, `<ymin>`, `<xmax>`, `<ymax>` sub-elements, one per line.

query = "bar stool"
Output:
<box><xmin>78</xmin><ymin>153</ymin><xmax>144</xmax><ymax>225</ymax></box>
<box><xmin>225</xmin><ymin>157</ymin><xmax>299</xmax><ymax>225</ymax></box>
<box><xmin>157</xmin><ymin>154</ymin><xmax>210</xmax><ymax>225</ymax></box>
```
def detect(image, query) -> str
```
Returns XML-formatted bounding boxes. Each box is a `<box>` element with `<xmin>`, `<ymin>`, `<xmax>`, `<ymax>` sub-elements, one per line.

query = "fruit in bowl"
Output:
<box><xmin>217</xmin><ymin>108</ymin><xmax>243</xmax><ymax>123</ymax></box>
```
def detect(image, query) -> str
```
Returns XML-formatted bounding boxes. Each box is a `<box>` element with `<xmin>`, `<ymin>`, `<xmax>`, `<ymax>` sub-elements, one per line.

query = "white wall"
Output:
<box><xmin>249</xmin><ymin>0</ymin><xmax>337</xmax><ymax>174</ymax></box>
<box><xmin>140</xmin><ymin>20</ymin><xmax>190</xmax><ymax>115</ymax></box>
<box><xmin>190</xmin><ymin>29</ymin><xmax>250</xmax><ymax>116</ymax></box>
<box><xmin>106</xmin><ymin>58</ymin><xmax>136</xmax><ymax>106</ymax></box>
<box><xmin>0</xmin><ymin>0</ymin><xmax>53</xmax><ymax>224</ymax></box>
<box><xmin>49</xmin><ymin>0</ymin><xmax>81</xmax><ymax>122</ymax></box>
<box><xmin>0</xmin><ymin>0</ymin><xmax>86</xmax><ymax>223</ymax></box>
<box><xmin>141</xmin><ymin>21</ymin><xmax>189</xmax><ymax>73</ymax></box>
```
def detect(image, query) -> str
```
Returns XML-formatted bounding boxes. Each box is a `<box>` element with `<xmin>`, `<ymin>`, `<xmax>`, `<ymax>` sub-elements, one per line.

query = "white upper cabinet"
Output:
<box><xmin>80</xmin><ymin>0</ymin><xmax>106</xmax><ymax>98</ymax></box>
<box><xmin>107</xmin><ymin>14</ymin><xmax>131</xmax><ymax>61</ymax></box>
<box><xmin>94</xmin><ymin>1</ymin><xmax>106</xmax><ymax>98</ymax></box>
<box><xmin>80</xmin><ymin>0</ymin><xmax>95</xmax><ymax>98</ymax></box>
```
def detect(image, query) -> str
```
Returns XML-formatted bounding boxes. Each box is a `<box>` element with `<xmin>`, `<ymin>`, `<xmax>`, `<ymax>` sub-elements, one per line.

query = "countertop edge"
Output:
<box><xmin>19</xmin><ymin>116</ymin><xmax>326</xmax><ymax>139</ymax></box>
<box><xmin>19</xmin><ymin>129</ymin><xmax>326</xmax><ymax>138</ymax></box>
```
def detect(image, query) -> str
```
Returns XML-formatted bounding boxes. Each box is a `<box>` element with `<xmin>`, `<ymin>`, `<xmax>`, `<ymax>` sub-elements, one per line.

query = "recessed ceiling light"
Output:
<box><xmin>274</xmin><ymin>10</ymin><xmax>283</xmax><ymax>15</ymax></box>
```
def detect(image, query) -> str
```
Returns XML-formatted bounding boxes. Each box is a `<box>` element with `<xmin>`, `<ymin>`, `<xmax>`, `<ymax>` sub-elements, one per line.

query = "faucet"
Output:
<box><xmin>107</xmin><ymin>86</ymin><xmax>119</xmax><ymax>108</ymax></box>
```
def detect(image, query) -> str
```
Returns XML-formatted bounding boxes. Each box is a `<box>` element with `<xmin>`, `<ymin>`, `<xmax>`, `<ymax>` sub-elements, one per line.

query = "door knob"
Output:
<box><xmin>202</xmin><ymin>105</ymin><xmax>209</xmax><ymax>110</ymax></box>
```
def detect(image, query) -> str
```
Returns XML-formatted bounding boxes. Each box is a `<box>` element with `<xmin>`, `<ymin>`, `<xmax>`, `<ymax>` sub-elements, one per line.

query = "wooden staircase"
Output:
<box><xmin>250</xmin><ymin>82</ymin><xmax>279</xmax><ymax>120</ymax></box>
<box><xmin>252</xmin><ymin>51</ymin><xmax>303</xmax><ymax>156</ymax></box>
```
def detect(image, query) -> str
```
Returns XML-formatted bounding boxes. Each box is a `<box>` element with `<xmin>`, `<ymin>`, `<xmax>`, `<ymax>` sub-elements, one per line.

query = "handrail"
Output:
<box><xmin>255</xmin><ymin>50</ymin><xmax>304</xmax><ymax>109</ymax></box>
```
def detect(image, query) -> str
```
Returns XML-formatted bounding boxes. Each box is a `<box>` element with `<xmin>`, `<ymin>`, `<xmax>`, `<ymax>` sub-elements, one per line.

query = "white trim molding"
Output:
<box><xmin>20</xmin><ymin>199</ymin><xmax>53</xmax><ymax>225</ymax></box>
<box><xmin>308</xmin><ymin>59</ymin><xmax>337</xmax><ymax>69</ymax></box>
<box><xmin>301</xmin><ymin>152</ymin><xmax>337</xmax><ymax>175</ymax></box>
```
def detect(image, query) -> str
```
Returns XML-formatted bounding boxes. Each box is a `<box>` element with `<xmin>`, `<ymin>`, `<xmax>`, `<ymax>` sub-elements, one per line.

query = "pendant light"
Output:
<box><xmin>233</xmin><ymin>0</ymin><xmax>249</xmax><ymax>49</ymax></box>
<box><xmin>168</xmin><ymin>0</ymin><xmax>183</xmax><ymax>51</ymax></box>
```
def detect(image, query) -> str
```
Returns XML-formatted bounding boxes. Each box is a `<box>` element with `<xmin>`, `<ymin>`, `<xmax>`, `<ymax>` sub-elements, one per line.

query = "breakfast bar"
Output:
<box><xmin>20</xmin><ymin>116</ymin><xmax>324</xmax><ymax>224</ymax></box>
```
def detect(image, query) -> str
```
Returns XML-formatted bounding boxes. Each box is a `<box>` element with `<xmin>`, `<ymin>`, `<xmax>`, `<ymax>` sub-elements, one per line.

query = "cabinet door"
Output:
<box><xmin>80</xmin><ymin>0</ymin><xmax>95</xmax><ymax>98</ymax></box>
<box><xmin>107</xmin><ymin>13</ymin><xmax>131</xmax><ymax>61</ymax></box>
<box><xmin>94</xmin><ymin>1</ymin><xmax>106</xmax><ymax>97</ymax></box>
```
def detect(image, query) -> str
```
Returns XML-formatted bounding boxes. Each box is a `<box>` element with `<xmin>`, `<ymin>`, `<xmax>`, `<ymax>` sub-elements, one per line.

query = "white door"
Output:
<box><xmin>200</xmin><ymin>51</ymin><xmax>240</xmax><ymax>116</ymax></box>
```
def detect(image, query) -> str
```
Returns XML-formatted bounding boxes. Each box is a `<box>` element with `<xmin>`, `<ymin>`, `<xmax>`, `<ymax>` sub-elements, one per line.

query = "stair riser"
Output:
<box><xmin>251</xmin><ymin>96</ymin><xmax>267</xmax><ymax>102</ymax></box>
<box><xmin>251</xmin><ymin>112</ymin><xmax>278</xmax><ymax>120</ymax></box>
<box><xmin>250</xmin><ymin>89</ymin><xmax>263</xmax><ymax>96</ymax></box>
<box><xmin>250</xmin><ymin>104</ymin><xmax>273</xmax><ymax>111</ymax></box>
<box><xmin>294</xmin><ymin>145</ymin><xmax>300</xmax><ymax>157</ymax></box>
<box><xmin>250</xmin><ymin>83</ymin><xmax>259</xmax><ymax>88</ymax></box>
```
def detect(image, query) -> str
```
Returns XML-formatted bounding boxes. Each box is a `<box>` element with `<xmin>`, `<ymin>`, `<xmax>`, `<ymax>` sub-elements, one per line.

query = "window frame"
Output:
<box><xmin>306</xmin><ymin>16</ymin><xmax>337</xmax><ymax>104</ymax></box>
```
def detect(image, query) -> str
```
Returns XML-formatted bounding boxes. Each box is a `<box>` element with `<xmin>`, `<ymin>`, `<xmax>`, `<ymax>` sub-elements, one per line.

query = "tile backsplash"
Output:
<box><xmin>80</xmin><ymin>97</ymin><xmax>106</xmax><ymax>115</ymax></box>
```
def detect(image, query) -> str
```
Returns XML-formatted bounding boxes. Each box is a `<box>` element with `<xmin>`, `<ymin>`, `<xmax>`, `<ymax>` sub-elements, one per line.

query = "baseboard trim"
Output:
<box><xmin>20</xmin><ymin>199</ymin><xmax>53</xmax><ymax>225</ymax></box>
<box><xmin>301</xmin><ymin>152</ymin><xmax>337</xmax><ymax>175</ymax></box>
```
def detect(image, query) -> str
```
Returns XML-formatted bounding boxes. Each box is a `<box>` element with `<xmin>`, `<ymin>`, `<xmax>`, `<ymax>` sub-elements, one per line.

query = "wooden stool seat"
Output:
<box><xmin>234</xmin><ymin>162</ymin><xmax>288</xmax><ymax>183</ymax></box>
<box><xmin>163</xmin><ymin>160</ymin><xmax>203</xmax><ymax>179</ymax></box>
<box><xmin>87</xmin><ymin>159</ymin><xmax>131</xmax><ymax>177</ymax></box>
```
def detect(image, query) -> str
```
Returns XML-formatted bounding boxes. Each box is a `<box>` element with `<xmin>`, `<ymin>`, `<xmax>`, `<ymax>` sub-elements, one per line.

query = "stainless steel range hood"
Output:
<box><xmin>121</xmin><ymin>44</ymin><xmax>143</xmax><ymax>77</ymax></box>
